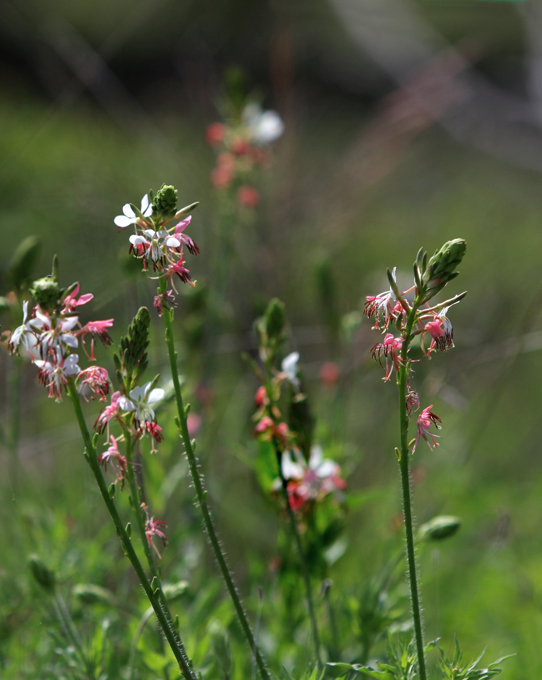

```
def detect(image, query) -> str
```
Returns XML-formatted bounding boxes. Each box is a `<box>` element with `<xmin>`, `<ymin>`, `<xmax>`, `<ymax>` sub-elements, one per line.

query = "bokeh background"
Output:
<box><xmin>1</xmin><ymin>0</ymin><xmax>542</xmax><ymax>677</ymax></box>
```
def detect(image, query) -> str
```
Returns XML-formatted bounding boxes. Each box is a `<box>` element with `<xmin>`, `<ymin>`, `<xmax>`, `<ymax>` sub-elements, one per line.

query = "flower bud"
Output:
<box><xmin>418</xmin><ymin>515</ymin><xmax>461</xmax><ymax>542</ymax></box>
<box><xmin>73</xmin><ymin>583</ymin><xmax>114</xmax><ymax>606</ymax></box>
<box><xmin>422</xmin><ymin>239</ymin><xmax>466</xmax><ymax>292</ymax></box>
<box><xmin>29</xmin><ymin>276</ymin><xmax>61</xmax><ymax>312</ymax></box>
<box><xmin>152</xmin><ymin>184</ymin><xmax>178</xmax><ymax>219</ymax></box>
<box><xmin>118</xmin><ymin>307</ymin><xmax>150</xmax><ymax>383</ymax></box>
<box><xmin>29</xmin><ymin>554</ymin><xmax>56</xmax><ymax>594</ymax></box>
<box><xmin>7</xmin><ymin>236</ymin><xmax>42</xmax><ymax>293</ymax></box>
<box><xmin>265</xmin><ymin>298</ymin><xmax>285</xmax><ymax>341</ymax></box>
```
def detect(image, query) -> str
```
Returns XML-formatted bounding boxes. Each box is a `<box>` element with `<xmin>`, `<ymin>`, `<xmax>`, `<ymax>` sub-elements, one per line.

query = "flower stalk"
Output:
<box><xmin>365</xmin><ymin>239</ymin><xmax>467</xmax><ymax>680</ymax></box>
<box><xmin>66</xmin><ymin>381</ymin><xmax>196</xmax><ymax>680</ymax></box>
<box><xmin>159</xmin><ymin>278</ymin><xmax>270</xmax><ymax>680</ymax></box>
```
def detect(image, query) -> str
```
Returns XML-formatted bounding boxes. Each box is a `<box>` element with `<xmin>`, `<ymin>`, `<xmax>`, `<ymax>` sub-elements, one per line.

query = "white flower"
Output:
<box><xmin>129</xmin><ymin>229</ymin><xmax>180</xmax><ymax>262</ymax></box>
<box><xmin>281</xmin><ymin>352</ymin><xmax>300</xmax><ymax>388</ymax></box>
<box><xmin>114</xmin><ymin>194</ymin><xmax>152</xmax><ymax>229</ymax></box>
<box><xmin>34</xmin><ymin>353</ymin><xmax>81</xmax><ymax>399</ymax></box>
<box><xmin>243</xmin><ymin>104</ymin><xmax>284</xmax><ymax>145</ymax></box>
<box><xmin>118</xmin><ymin>382</ymin><xmax>164</xmax><ymax>423</ymax></box>
<box><xmin>9</xmin><ymin>301</ymin><xmax>42</xmax><ymax>356</ymax></box>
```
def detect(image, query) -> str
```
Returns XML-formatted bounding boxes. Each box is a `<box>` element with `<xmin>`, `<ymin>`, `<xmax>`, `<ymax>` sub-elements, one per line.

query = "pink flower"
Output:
<box><xmin>165</xmin><ymin>259</ymin><xmax>193</xmax><ymax>286</ymax></box>
<box><xmin>143</xmin><ymin>421</ymin><xmax>163</xmax><ymax>452</ymax></box>
<box><xmin>174</xmin><ymin>216</ymin><xmax>200</xmax><ymax>255</ymax></box>
<box><xmin>237</xmin><ymin>185</ymin><xmax>260</xmax><ymax>208</ymax></box>
<box><xmin>62</xmin><ymin>285</ymin><xmax>94</xmax><ymax>313</ymax></box>
<box><xmin>154</xmin><ymin>290</ymin><xmax>177</xmax><ymax>315</ymax></box>
<box><xmin>420</xmin><ymin>307</ymin><xmax>454</xmax><ymax>354</ymax></box>
<box><xmin>77</xmin><ymin>319</ymin><xmax>114</xmax><ymax>360</ymax></box>
<box><xmin>77</xmin><ymin>366</ymin><xmax>110</xmax><ymax>401</ymax></box>
<box><xmin>413</xmin><ymin>405</ymin><xmax>442</xmax><ymax>452</ymax></box>
<box><xmin>142</xmin><ymin>503</ymin><xmax>167</xmax><ymax>558</ymax></box>
<box><xmin>34</xmin><ymin>353</ymin><xmax>81</xmax><ymax>401</ymax></box>
<box><xmin>280</xmin><ymin>446</ymin><xmax>346</xmax><ymax>512</ymax></box>
<box><xmin>94</xmin><ymin>391</ymin><xmax>121</xmax><ymax>433</ymax></box>
<box><xmin>98</xmin><ymin>435</ymin><xmax>128</xmax><ymax>486</ymax></box>
<box><xmin>364</xmin><ymin>268</ymin><xmax>398</xmax><ymax>329</ymax></box>
<box><xmin>206</xmin><ymin>122</ymin><xmax>226</xmax><ymax>146</ymax></box>
<box><xmin>371</xmin><ymin>333</ymin><xmax>406</xmax><ymax>381</ymax></box>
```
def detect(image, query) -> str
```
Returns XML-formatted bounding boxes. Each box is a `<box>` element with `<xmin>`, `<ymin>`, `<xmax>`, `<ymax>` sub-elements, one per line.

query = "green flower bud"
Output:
<box><xmin>422</xmin><ymin>239</ymin><xmax>466</xmax><ymax>291</ymax></box>
<box><xmin>7</xmin><ymin>236</ymin><xmax>42</xmax><ymax>293</ymax></box>
<box><xmin>265</xmin><ymin>298</ymin><xmax>285</xmax><ymax>341</ymax></box>
<box><xmin>29</xmin><ymin>277</ymin><xmax>61</xmax><ymax>312</ymax></box>
<box><xmin>418</xmin><ymin>515</ymin><xmax>461</xmax><ymax>542</ymax></box>
<box><xmin>152</xmin><ymin>184</ymin><xmax>178</xmax><ymax>219</ymax></box>
<box><xmin>29</xmin><ymin>554</ymin><xmax>56</xmax><ymax>594</ymax></box>
<box><xmin>73</xmin><ymin>583</ymin><xmax>114</xmax><ymax>606</ymax></box>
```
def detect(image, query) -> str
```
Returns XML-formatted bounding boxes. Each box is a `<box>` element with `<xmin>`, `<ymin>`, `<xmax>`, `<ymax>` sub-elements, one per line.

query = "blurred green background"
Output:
<box><xmin>1</xmin><ymin>0</ymin><xmax>542</xmax><ymax>677</ymax></box>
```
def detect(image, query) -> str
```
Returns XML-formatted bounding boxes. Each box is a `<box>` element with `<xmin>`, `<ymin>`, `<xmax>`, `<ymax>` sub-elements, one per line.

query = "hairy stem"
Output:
<box><xmin>67</xmin><ymin>381</ymin><xmax>196</xmax><ymax>680</ymax></box>
<box><xmin>273</xmin><ymin>439</ymin><xmax>323</xmax><ymax>670</ymax></box>
<box><xmin>160</xmin><ymin>293</ymin><xmax>271</xmax><ymax>680</ymax></box>
<box><xmin>397</xmin><ymin>305</ymin><xmax>427</xmax><ymax>680</ymax></box>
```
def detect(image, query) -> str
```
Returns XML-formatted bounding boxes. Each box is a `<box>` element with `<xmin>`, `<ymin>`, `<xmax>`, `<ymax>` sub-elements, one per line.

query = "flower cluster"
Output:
<box><xmin>206</xmin><ymin>103</ymin><xmax>284</xmax><ymax>207</ymax></box>
<box><xmin>365</xmin><ymin>239</ymin><xmax>467</xmax><ymax>452</ymax></box>
<box><xmin>253</xmin><ymin>347</ymin><xmax>346</xmax><ymax>513</ymax></box>
<box><xmin>279</xmin><ymin>446</ymin><xmax>346</xmax><ymax>512</ymax></box>
<box><xmin>8</xmin><ymin>275</ymin><xmax>112</xmax><ymax>402</ymax></box>
<box><xmin>114</xmin><ymin>185</ymin><xmax>199</xmax><ymax>312</ymax></box>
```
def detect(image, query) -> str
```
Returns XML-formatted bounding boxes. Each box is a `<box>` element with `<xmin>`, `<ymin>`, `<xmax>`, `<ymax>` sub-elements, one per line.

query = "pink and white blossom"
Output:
<box><xmin>34</xmin><ymin>353</ymin><xmax>81</xmax><ymax>400</ymax></box>
<box><xmin>118</xmin><ymin>382</ymin><xmax>164</xmax><ymax>423</ymax></box>
<box><xmin>114</xmin><ymin>194</ymin><xmax>152</xmax><ymax>229</ymax></box>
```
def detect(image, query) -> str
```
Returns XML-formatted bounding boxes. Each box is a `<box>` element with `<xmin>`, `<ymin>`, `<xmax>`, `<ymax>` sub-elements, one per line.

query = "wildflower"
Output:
<box><xmin>34</xmin><ymin>352</ymin><xmax>81</xmax><ymax>400</ymax></box>
<box><xmin>237</xmin><ymin>185</ymin><xmax>260</xmax><ymax>208</ymax></box>
<box><xmin>98</xmin><ymin>435</ymin><xmax>128</xmax><ymax>486</ymax></box>
<box><xmin>281</xmin><ymin>352</ymin><xmax>300</xmax><ymax>388</ymax></box>
<box><xmin>206</xmin><ymin>122</ymin><xmax>226</xmax><ymax>146</ymax></box>
<box><xmin>95</xmin><ymin>391</ymin><xmax>121</xmax><ymax>433</ymax></box>
<box><xmin>143</xmin><ymin>421</ymin><xmax>164</xmax><ymax>452</ymax></box>
<box><xmin>8</xmin><ymin>301</ymin><xmax>43</xmax><ymax>356</ymax></box>
<box><xmin>364</xmin><ymin>268</ymin><xmax>397</xmax><ymax>329</ymax></box>
<box><xmin>129</xmin><ymin>229</ymin><xmax>181</xmax><ymax>269</ymax></box>
<box><xmin>62</xmin><ymin>284</ymin><xmax>93</xmax><ymax>313</ymax></box>
<box><xmin>243</xmin><ymin>104</ymin><xmax>284</xmax><ymax>145</ymax></box>
<box><xmin>406</xmin><ymin>385</ymin><xmax>420</xmax><ymax>417</ymax></box>
<box><xmin>165</xmin><ymin>259</ymin><xmax>193</xmax><ymax>286</ymax></box>
<box><xmin>154</xmin><ymin>290</ymin><xmax>177</xmax><ymax>315</ymax></box>
<box><xmin>420</xmin><ymin>306</ymin><xmax>454</xmax><ymax>354</ymax></box>
<box><xmin>279</xmin><ymin>445</ymin><xmax>346</xmax><ymax>511</ymax></box>
<box><xmin>142</xmin><ymin>503</ymin><xmax>167</xmax><ymax>558</ymax></box>
<box><xmin>36</xmin><ymin>311</ymin><xmax>79</xmax><ymax>359</ymax></box>
<box><xmin>118</xmin><ymin>382</ymin><xmax>164</xmax><ymax>424</ymax></box>
<box><xmin>174</xmin><ymin>216</ymin><xmax>200</xmax><ymax>255</ymax></box>
<box><xmin>77</xmin><ymin>319</ymin><xmax>114</xmax><ymax>360</ymax></box>
<box><xmin>413</xmin><ymin>405</ymin><xmax>442</xmax><ymax>452</ymax></box>
<box><xmin>114</xmin><ymin>194</ymin><xmax>152</xmax><ymax>229</ymax></box>
<box><xmin>77</xmin><ymin>366</ymin><xmax>110</xmax><ymax>401</ymax></box>
<box><xmin>319</xmin><ymin>361</ymin><xmax>340</xmax><ymax>386</ymax></box>
<box><xmin>371</xmin><ymin>333</ymin><xmax>406</xmax><ymax>381</ymax></box>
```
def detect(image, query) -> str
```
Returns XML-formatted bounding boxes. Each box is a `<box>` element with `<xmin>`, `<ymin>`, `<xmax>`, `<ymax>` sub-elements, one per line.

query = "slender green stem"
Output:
<box><xmin>66</xmin><ymin>381</ymin><xmax>196</xmax><ymax>680</ymax></box>
<box><xmin>160</xmin><ymin>291</ymin><xmax>271</xmax><ymax>680</ymax></box>
<box><xmin>397</xmin><ymin>304</ymin><xmax>427</xmax><ymax>680</ymax></box>
<box><xmin>273</xmin><ymin>439</ymin><xmax>323</xmax><ymax>670</ymax></box>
